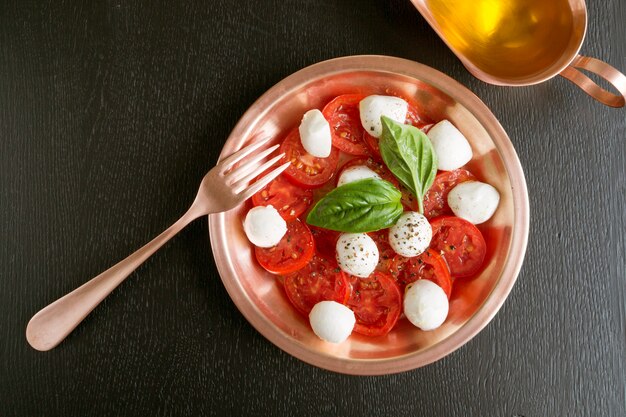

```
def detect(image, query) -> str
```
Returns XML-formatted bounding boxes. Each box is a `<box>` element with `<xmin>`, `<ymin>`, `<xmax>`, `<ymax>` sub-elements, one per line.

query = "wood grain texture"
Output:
<box><xmin>1</xmin><ymin>0</ymin><xmax>624</xmax><ymax>416</ymax></box>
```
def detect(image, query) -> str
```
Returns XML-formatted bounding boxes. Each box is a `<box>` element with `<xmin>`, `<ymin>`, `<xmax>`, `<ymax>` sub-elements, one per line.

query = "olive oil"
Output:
<box><xmin>426</xmin><ymin>0</ymin><xmax>574</xmax><ymax>80</ymax></box>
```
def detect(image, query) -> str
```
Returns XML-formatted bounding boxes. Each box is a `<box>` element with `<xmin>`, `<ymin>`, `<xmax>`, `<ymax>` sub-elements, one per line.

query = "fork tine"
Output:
<box><xmin>230</xmin><ymin>153</ymin><xmax>285</xmax><ymax>190</ymax></box>
<box><xmin>224</xmin><ymin>144</ymin><xmax>280</xmax><ymax>183</ymax></box>
<box><xmin>218</xmin><ymin>136</ymin><xmax>272</xmax><ymax>173</ymax></box>
<box><xmin>238</xmin><ymin>162</ymin><xmax>291</xmax><ymax>200</ymax></box>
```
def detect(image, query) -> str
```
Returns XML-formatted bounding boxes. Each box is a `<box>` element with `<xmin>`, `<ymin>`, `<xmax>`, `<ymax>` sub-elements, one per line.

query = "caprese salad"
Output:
<box><xmin>243</xmin><ymin>93</ymin><xmax>500</xmax><ymax>344</ymax></box>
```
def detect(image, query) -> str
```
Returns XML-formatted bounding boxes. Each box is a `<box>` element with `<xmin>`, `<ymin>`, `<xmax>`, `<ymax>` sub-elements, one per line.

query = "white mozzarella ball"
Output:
<box><xmin>336</xmin><ymin>233</ymin><xmax>379</xmax><ymax>278</ymax></box>
<box><xmin>337</xmin><ymin>165</ymin><xmax>381</xmax><ymax>187</ymax></box>
<box><xmin>448</xmin><ymin>181</ymin><xmax>500</xmax><ymax>224</ymax></box>
<box><xmin>403</xmin><ymin>280</ymin><xmax>449</xmax><ymax>331</ymax></box>
<box><xmin>309</xmin><ymin>301</ymin><xmax>356</xmax><ymax>343</ymax></box>
<box><xmin>388</xmin><ymin>212</ymin><xmax>432</xmax><ymax>257</ymax></box>
<box><xmin>427</xmin><ymin>120</ymin><xmax>473</xmax><ymax>171</ymax></box>
<box><xmin>243</xmin><ymin>205</ymin><xmax>287</xmax><ymax>248</ymax></box>
<box><xmin>299</xmin><ymin>109</ymin><xmax>332</xmax><ymax>158</ymax></box>
<box><xmin>359</xmin><ymin>95</ymin><xmax>408</xmax><ymax>138</ymax></box>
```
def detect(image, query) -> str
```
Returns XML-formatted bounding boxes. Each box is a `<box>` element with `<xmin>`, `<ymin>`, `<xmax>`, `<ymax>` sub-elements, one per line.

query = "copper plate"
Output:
<box><xmin>208</xmin><ymin>55</ymin><xmax>529</xmax><ymax>375</ymax></box>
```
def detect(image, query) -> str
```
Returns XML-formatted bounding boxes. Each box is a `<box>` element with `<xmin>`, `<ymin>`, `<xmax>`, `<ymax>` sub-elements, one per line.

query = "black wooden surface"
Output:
<box><xmin>1</xmin><ymin>1</ymin><xmax>624</xmax><ymax>416</ymax></box>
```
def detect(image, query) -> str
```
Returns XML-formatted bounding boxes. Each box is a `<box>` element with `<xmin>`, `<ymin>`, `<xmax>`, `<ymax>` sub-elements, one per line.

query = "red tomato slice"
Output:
<box><xmin>280</xmin><ymin>128</ymin><xmax>340</xmax><ymax>188</ymax></box>
<box><xmin>283</xmin><ymin>255</ymin><xmax>351</xmax><ymax>315</ymax></box>
<box><xmin>362</xmin><ymin>100</ymin><xmax>431</xmax><ymax>160</ymax></box>
<box><xmin>309</xmin><ymin>226</ymin><xmax>340</xmax><ymax>260</ymax></box>
<box><xmin>390</xmin><ymin>249</ymin><xmax>452</xmax><ymax>298</ymax></box>
<box><xmin>347</xmin><ymin>272</ymin><xmax>402</xmax><ymax>337</ymax></box>
<box><xmin>255</xmin><ymin>219</ymin><xmax>315</xmax><ymax>274</ymax></box>
<box><xmin>398</xmin><ymin>183</ymin><xmax>419</xmax><ymax>212</ymax></box>
<box><xmin>336</xmin><ymin>157</ymin><xmax>400</xmax><ymax>188</ymax></box>
<box><xmin>430</xmin><ymin>216</ymin><xmax>486</xmax><ymax>278</ymax></box>
<box><xmin>251</xmin><ymin>173</ymin><xmax>313</xmax><ymax>220</ymax></box>
<box><xmin>322</xmin><ymin>94</ymin><xmax>370</xmax><ymax>156</ymax></box>
<box><xmin>368</xmin><ymin>229</ymin><xmax>396</xmax><ymax>275</ymax></box>
<box><xmin>362</xmin><ymin>133</ymin><xmax>381</xmax><ymax>160</ymax></box>
<box><xmin>405</xmin><ymin>101</ymin><xmax>430</xmax><ymax>130</ymax></box>
<box><xmin>423</xmin><ymin>169</ymin><xmax>476</xmax><ymax>219</ymax></box>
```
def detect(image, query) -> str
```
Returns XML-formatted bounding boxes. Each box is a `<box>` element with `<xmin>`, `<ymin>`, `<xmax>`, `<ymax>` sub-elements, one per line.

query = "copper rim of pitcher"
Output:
<box><xmin>411</xmin><ymin>0</ymin><xmax>626</xmax><ymax>108</ymax></box>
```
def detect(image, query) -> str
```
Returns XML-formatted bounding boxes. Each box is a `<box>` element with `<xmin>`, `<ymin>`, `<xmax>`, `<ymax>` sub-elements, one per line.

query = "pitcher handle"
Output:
<box><xmin>559</xmin><ymin>54</ymin><xmax>626</xmax><ymax>108</ymax></box>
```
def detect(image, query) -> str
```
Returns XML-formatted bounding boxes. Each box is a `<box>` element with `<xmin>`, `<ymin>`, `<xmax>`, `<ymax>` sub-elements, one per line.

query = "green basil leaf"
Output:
<box><xmin>306</xmin><ymin>178</ymin><xmax>403</xmax><ymax>233</ymax></box>
<box><xmin>379</xmin><ymin>116</ymin><xmax>438</xmax><ymax>213</ymax></box>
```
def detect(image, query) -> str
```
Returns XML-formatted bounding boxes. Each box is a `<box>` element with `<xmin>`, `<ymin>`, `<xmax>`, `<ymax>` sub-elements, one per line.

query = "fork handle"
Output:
<box><xmin>26</xmin><ymin>206</ymin><xmax>204</xmax><ymax>351</ymax></box>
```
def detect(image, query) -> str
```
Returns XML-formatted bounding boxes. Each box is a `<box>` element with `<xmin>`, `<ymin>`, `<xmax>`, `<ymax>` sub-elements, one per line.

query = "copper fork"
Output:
<box><xmin>26</xmin><ymin>137</ymin><xmax>289</xmax><ymax>351</ymax></box>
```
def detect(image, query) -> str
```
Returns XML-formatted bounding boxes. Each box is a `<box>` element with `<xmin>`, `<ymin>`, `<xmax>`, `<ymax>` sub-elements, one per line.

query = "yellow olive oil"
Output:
<box><xmin>426</xmin><ymin>0</ymin><xmax>574</xmax><ymax>79</ymax></box>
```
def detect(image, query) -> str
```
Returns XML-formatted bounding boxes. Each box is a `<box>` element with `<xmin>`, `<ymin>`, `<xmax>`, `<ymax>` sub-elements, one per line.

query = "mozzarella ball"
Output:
<box><xmin>337</xmin><ymin>165</ymin><xmax>381</xmax><ymax>187</ymax></box>
<box><xmin>427</xmin><ymin>120</ymin><xmax>473</xmax><ymax>171</ymax></box>
<box><xmin>336</xmin><ymin>233</ymin><xmax>379</xmax><ymax>278</ymax></box>
<box><xmin>299</xmin><ymin>109</ymin><xmax>332</xmax><ymax>158</ymax></box>
<box><xmin>388</xmin><ymin>212</ymin><xmax>432</xmax><ymax>257</ymax></box>
<box><xmin>448</xmin><ymin>181</ymin><xmax>500</xmax><ymax>224</ymax></box>
<box><xmin>404</xmin><ymin>280</ymin><xmax>449</xmax><ymax>331</ymax></box>
<box><xmin>243</xmin><ymin>205</ymin><xmax>287</xmax><ymax>248</ymax></box>
<box><xmin>309</xmin><ymin>301</ymin><xmax>356</xmax><ymax>343</ymax></box>
<box><xmin>359</xmin><ymin>95</ymin><xmax>408</xmax><ymax>138</ymax></box>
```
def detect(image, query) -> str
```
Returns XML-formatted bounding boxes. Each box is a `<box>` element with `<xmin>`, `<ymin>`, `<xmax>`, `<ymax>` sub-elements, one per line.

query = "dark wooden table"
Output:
<box><xmin>2</xmin><ymin>1</ymin><xmax>624</xmax><ymax>416</ymax></box>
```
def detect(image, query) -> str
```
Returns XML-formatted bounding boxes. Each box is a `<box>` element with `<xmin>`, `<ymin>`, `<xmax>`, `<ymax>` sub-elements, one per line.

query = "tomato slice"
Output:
<box><xmin>336</xmin><ymin>157</ymin><xmax>400</xmax><ymax>188</ymax></box>
<box><xmin>423</xmin><ymin>169</ymin><xmax>476</xmax><ymax>219</ymax></box>
<box><xmin>283</xmin><ymin>255</ymin><xmax>351</xmax><ymax>315</ymax></box>
<box><xmin>430</xmin><ymin>216</ymin><xmax>486</xmax><ymax>278</ymax></box>
<box><xmin>251</xmin><ymin>173</ymin><xmax>313</xmax><ymax>220</ymax></box>
<box><xmin>398</xmin><ymin>183</ymin><xmax>419</xmax><ymax>212</ymax></box>
<box><xmin>322</xmin><ymin>94</ymin><xmax>370</xmax><ymax>156</ymax></box>
<box><xmin>255</xmin><ymin>219</ymin><xmax>315</xmax><ymax>274</ymax></box>
<box><xmin>390</xmin><ymin>249</ymin><xmax>452</xmax><ymax>298</ymax></box>
<box><xmin>309</xmin><ymin>226</ymin><xmax>340</xmax><ymax>260</ymax></box>
<box><xmin>347</xmin><ymin>272</ymin><xmax>402</xmax><ymax>337</ymax></box>
<box><xmin>362</xmin><ymin>100</ymin><xmax>431</xmax><ymax>160</ymax></box>
<box><xmin>405</xmin><ymin>101</ymin><xmax>430</xmax><ymax>130</ymax></box>
<box><xmin>368</xmin><ymin>229</ymin><xmax>396</xmax><ymax>275</ymax></box>
<box><xmin>280</xmin><ymin>128</ymin><xmax>340</xmax><ymax>188</ymax></box>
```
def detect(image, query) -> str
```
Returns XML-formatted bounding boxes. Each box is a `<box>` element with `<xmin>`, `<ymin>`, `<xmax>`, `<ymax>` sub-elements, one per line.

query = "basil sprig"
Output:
<box><xmin>379</xmin><ymin>116</ymin><xmax>438</xmax><ymax>213</ymax></box>
<box><xmin>306</xmin><ymin>178</ymin><xmax>403</xmax><ymax>233</ymax></box>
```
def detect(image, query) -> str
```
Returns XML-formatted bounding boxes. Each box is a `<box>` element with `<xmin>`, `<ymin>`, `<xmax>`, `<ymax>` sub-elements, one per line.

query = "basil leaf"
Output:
<box><xmin>379</xmin><ymin>116</ymin><xmax>438</xmax><ymax>213</ymax></box>
<box><xmin>306</xmin><ymin>178</ymin><xmax>403</xmax><ymax>233</ymax></box>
